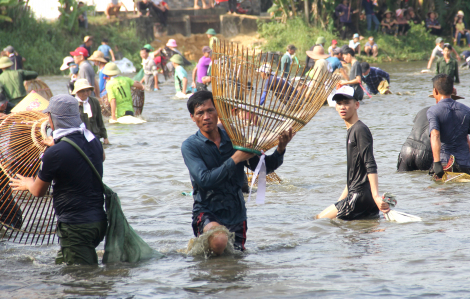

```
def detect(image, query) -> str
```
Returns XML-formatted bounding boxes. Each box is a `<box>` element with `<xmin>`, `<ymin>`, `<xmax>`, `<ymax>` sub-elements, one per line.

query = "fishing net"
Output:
<box><xmin>432</xmin><ymin>155</ymin><xmax>470</xmax><ymax>183</ymax></box>
<box><xmin>211</xmin><ymin>43</ymin><xmax>340</xmax><ymax>155</ymax></box>
<box><xmin>99</xmin><ymin>87</ymin><xmax>145</xmax><ymax>118</ymax></box>
<box><xmin>24</xmin><ymin>79</ymin><xmax>53</xmax><ymax>100</ymax></box>
<box><xmin>0</xmin><ymin>111</ymin><xmax>56</xmax><ymax>244</ymax></box>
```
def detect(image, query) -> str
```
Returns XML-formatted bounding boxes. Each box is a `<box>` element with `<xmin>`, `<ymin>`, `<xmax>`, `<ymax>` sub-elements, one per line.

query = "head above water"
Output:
<box><xmin>432</xmin><ymin>74</ymin><xmax>453</xmax><ymax>101</ymax></box>
<box><xmin>187</xmin><ymin>91</ymin><xmax>218</xmax><ymax>134</ymax></box>
<box><xmin>333</xmin><ymin>86</ymin><xmax>359</xmax><ymax>125</ymax></box>
<box><xmin>443</xmin><ymin>44</ymin><xmax>452</xmax><ymax>57</ymax></box>
<box><xmin>342</xmin><ymin>47</ymin><xmax>355</xmax><ymax>63</ymax></box>
<box><xmin>360</xmin><ymin>62</ymin><xmax>370</xmax><ymax>75</ymax></box>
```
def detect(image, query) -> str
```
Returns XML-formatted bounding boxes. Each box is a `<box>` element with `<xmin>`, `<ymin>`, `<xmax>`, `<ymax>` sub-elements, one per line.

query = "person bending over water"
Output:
<box><xmin>427</xmin><ymin>74</ymin><xmax>470</xmax><ymax>178</ymax></box>
<box><xmin>181</xmin><ymin>91</ymin><xmax>293</xmax><ymax>254</ymax></box>
<box><xmin>316</xmin><ymin>86</ymin><xmax>389</xmax><ymax>220</ymax></box>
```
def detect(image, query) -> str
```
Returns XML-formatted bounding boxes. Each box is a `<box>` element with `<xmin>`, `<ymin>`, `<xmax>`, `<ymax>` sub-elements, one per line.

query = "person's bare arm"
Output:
<box><xmin>338</xmin><ymin>185</ymin><xmax>348</xmax><ymax>201</ymax></box>
<box><xmin>341</xmin><ymin>75</ymin><xmax>361</xmax><ymax>86</ymax></box>
<box><xmin>133</xmin><ymin>81</ymin><xmax>144</xmax><ymax>90</ymax></box>
<box><xmin>452</xmin><ymin>48</ymin><xmax>461</xmax><ymax>61</ymax></box>
<box><xmin>427</xmin><ymin>55</ymin><xmax>435</xmax><ymax>69</ymax></box>
<box><xmin>109</xmin><ymin>49</ymin><xmax>115</xmax><ymax>61</ymax></box>
<box><xmin>182</xmin><ymin>77</ymin><xmax>188</xmax><ymax>93</ymax></box>
<box><xmin>10</xmin><ymin>175</ymin><xmax>50</xmax><ymax>197</ymax></box>
<box><xmin>110</xmin><ymin>98</ymin><xmax>117</xmax><ymax>120</ymax></box>
<box><xmin>430</xmin><ymin>129</ymin><xmax>441</xmax><ymax>163</ymax></box>
<box><xmin>368</xmin><ymin>173</ymin><xmax>390</xmax><ymax>213</ymax></box>
<box><xmin>192</xmin><ymin>66</ymin><xmax>198</xmax><ymax>88</ymax></box>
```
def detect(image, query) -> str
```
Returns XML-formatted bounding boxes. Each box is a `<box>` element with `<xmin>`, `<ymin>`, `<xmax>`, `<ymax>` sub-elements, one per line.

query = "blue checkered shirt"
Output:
<box><xmin>361</xmin><ymin>67</ymin><xmax>390</xmax><ymax>95</ymax></box>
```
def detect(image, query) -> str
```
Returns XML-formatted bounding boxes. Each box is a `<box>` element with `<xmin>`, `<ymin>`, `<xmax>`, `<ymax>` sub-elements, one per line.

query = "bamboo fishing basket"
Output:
<box><xmin>246</xmin><ymin>168</ymin><xmax>282</xmax><ymax>186</ymax></box>
<box><xmin>24</xmin><ymin>79</ymin><xmax>53</xmax><ymax>100</ymax></box>
<box><xmin>99</xmin><ymin>87</ymin><xmax>145</xmax><ymax>117</ymax></box>
<box><xmin>0</xmin><ymin>111</ymin><xmax>56</xmax><ymax>245</ymax></box>
<box><xmin>211</xmin><ymin>43</ymin><xmax>341</xmax><ymax>155</ymax></box>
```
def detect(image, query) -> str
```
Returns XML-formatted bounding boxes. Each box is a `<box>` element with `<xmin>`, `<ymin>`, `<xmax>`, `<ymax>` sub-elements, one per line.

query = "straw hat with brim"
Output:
<box><xmin>206</xmin><ymin>28</ymin><xmax>217</xmax><ymax>35</ymax></box>
<box><xmin>384</xmin><ymin>9</ymin><xmax>394</xmax><ymax>16</ymax></box>
<box><xmin>428</xmin><ymin>94</ymin><xmax>464</xmax><ymax>100</ymax></box>
<box><xmin>170</xmin><ymin>54</ymin><xmax>184</xmax><ymax>65</ymax></box>
<box><xmin>102</xmin><ymin>62</ymin><xmax>121</xmax><ymax>76</ymax></box>
<box><xmin>88</xmin><ymin>51</ymin><xmax>108</xmax><ymax>64</ymax></box>
<box><xmin>72</xmin><ymin>79</ymin><xmax>94</xmax><ymax>95</ymax></box>
<box><xmin>0</xmin><ymin>57</ymin><xmax>13</xmax><ymax>69</ymax></box>
<box><xmin>306</xmin><ymin>46</ymin><xmax>329</xmax><ymax>60</ymax></box>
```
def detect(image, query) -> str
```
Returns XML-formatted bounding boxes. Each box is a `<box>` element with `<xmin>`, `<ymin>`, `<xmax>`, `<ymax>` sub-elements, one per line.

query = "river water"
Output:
<box><xmin>1</xmin><ymin>61</ymin><xmax>470</xmax><ymax>298</ymax></box>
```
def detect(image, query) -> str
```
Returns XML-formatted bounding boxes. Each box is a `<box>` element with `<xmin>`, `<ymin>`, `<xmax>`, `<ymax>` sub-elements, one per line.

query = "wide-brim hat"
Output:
<box><xmin>428</xmin><ymin>94</ymin><xmax>464</xmax><ymax>100</ymax></box>
<box><xmin>166</xmin><ymin>39</ymin><xmax>178</xmax><ymax>48</ymax></box>
<box><xmin>72</xmin><ymin>79</ymin><xmax>94</xmax><ymax>95</ymax></box>
<box><xmin>102</xmin><ymin>62</ymin><xmax>121</xmax><ymax>76</ymax></box>
<box><xmin>170</xmin><ymin>54</ymin><xmax>184</xmax><ymax>65</ymax></box>
<box><xmin>0</xmin><ymin>57</ymin><xmax>13</xmax><ymax>69</ymax></box>
<box><xmin>206</xmin><ymin>28</ymin><xmax>217</xmax><ymax>35</ymax></box>
<box><xmin>306</xmin><ymin>46</ymin><xmax>329</xmax><ymax>60</ymax></box>
<box><xmin>384</xmin><ymin>9</ymin><xmax>394</xmax><ymax>16</ymax></box>
<box><xmin>60</xmin><ymin>56</ymin><xmax>75</xmax><ymax>71</ymax></box>
<box><xmin>88</xmin><ymin>50</ymin><xmax>108</xmax><ymax>64</ymax></box>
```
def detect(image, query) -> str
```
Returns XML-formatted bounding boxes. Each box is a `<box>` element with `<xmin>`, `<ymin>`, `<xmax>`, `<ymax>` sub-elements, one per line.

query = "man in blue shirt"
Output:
<box><xmin>427</xmin><ymin>74</ymin><xmax>470</xmax><ymax>177</ymax></box>
<box><xmin>327</xmin><ymin>48</ymin><xmax>349</xmax><ymax>80</ymax></box>
<box><xmin>181</xmin><ymin>91</ymin><xmax>293</xmax><ymax>254</ymax></box>
<box><xmin>360</xmin><ymin>62</ymin><xmax>390</xmax><ymax>95</ymax></box>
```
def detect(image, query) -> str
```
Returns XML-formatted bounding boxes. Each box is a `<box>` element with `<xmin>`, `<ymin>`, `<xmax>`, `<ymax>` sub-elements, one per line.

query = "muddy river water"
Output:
<box><xmin>1</xmin><ymin>61</ymin><xmax>470</xmax><ymax>298</ymax></box>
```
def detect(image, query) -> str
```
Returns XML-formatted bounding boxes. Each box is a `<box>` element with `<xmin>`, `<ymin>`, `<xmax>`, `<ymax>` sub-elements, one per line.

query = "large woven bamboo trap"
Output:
<box><xmin>24</xmin><ymin>79</ymin><xmax>53</xmax><ymax>100</ymax></box>
<box><xmin>0</xmin><ymin>111</ymin><xmax>56</xmax><ymax>244</ymax></box>
<box><xmin>212</xmin><ymin>43</ymin><xmax>341</xmax><ymax>155</ymax></box>
<box><xmin>99</xmin><ymin>87</ymin><xmax>145</xmax><ymax>117</ymax></box>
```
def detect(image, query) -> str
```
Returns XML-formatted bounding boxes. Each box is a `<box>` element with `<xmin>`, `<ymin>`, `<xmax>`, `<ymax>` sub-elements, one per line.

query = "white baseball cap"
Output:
<box><xmin>332</xmin><ymin>86</ymin><xmax>355</xmax><ymax>101</ymax></box>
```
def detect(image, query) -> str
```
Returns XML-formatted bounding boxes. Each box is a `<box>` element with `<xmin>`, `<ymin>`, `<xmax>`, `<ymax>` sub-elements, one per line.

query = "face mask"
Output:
<box><xmin>363</xmin><ymin>73</ymin><xmax>369</xmax><ymax>78</ymax></box>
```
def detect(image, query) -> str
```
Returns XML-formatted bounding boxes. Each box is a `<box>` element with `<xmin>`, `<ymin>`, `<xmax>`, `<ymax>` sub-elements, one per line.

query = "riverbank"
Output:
<box><xmin>258</xmin><ymin>18</ymin><xmax>466</xmax><ymax>64</ymax></box>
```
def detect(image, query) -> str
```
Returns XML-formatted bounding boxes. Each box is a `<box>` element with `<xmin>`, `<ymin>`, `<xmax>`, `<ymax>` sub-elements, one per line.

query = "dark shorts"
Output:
<box><xmin>192</xmin><ymin>212</ymin><xmax>247</xmax><ymax>251</ymax></box>
<box><xmin>397</xmin><ymin>145</ymin><xmax>433</xmax><ymax>172</ymax></box>
<box><xmin>124</xmin><ymin>111</ymin><xmax>134</xmax><ymax>116</ymax></box>
<box><xmin>335</xmin><ymin>190</ymin><xmax>380</xmax><ymax>221</ymax></box>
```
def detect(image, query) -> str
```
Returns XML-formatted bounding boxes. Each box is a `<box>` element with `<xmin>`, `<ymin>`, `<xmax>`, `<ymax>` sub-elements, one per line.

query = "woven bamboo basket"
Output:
<box><xmin>99</xmin><ymin>87</ymin><xmax>145</xmax><ymax>117</ymax></box>
<box><xmin>24</xmin><ymin>79</ymin><xmax>53</xmax><ymax>100</ymax></box>
<box><xmin>0</xmin><ymin>111</ymin><xmax>56</xmax><ymax>245</ymax></box>
<box><xmin>212</xmin><ymin>43</ymin><xmax>340</xmax><ymax>155</ymax></box>
<box><xmin>246</xmin><ymin>168</ymin><xmax>282</xmax><ymax>186</ymax></box>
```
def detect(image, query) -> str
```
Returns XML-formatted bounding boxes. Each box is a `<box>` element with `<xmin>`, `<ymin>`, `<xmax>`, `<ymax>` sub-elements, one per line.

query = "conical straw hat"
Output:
<box><xmin>102</xmin><ymin>62</ymin><xmax>121</xmax><ymax>76</ymax></box>
<box><xmin>11</xmin><ymin>91</ymin><xmax>49</xmax><ymax>113</ymax></box>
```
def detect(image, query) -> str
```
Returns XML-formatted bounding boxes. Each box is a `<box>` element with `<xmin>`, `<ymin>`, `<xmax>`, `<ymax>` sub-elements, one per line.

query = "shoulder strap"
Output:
<box><xmin>62</xmin><ymin>137</ymin><xmax>104</xmax><ymax>189</ymax></box>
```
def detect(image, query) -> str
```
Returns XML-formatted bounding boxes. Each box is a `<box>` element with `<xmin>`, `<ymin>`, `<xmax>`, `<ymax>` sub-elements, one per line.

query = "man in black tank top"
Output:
<box><xmin>316</xmin><ymin>86</ymin><xmax>390</xmax><ymax>220</ymax></box>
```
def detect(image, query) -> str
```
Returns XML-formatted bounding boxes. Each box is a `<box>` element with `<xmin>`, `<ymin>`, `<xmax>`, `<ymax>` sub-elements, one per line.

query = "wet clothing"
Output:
<box><xmin>38</xmin><ymin>132</ymin><xmax>106</xmax><ymax>225</ymax></box>
<box><xmin>55</xmin><ymin>220</ymin><xmax>107</xmax><ymax>265</ymax></box>
<box><xmin>435</xmin><ymin>57</ymin><xmax>459</xmax><ymax>83</ymax></box>
<box><xmin>260</xmin><ymin>75</ymin><xmax>293</xmax><ymax>105</ymax></box>
<box><xmin>181</xmin><ymin>127</ymin><xmax>284</xmax><ymax>226</ymax></box>
<box><xmin>349</xmin><ymin>61</ymin><xmax>363</xmax><ymax>101</ymax></box>
<box><xmin>361</xmin><ymin>67</ymin><xmax>390</xmax><ymax>95</ymax></box>
<box><xmin>280</xmin><ymin>52</ymin><xmax>293</xmax><ymax>78</ymax></box>
<box><xmin>397</xmin><ymin>107</ymin><xmax>433</xmax><ymax>171</ymax></box>
<box><xmin>142</xmin><ymin>57</ymin><xmax>158</xmax><ymax>90</ymax></box>
<box><xmin>175</xmin><ymin>65</ymin><xmax>191</xmax><ymax>93</ymax></box>
<box><xmin>427</xmin><ymin>98</ymin><xmax>470</xmax><ymax>167</ymax></box>
<box><xmin>0</xmin><ymin>69</ymin><xmax>38</xmax><ymax>106</ymax></box>
<box><xmin>98</xmin><ymin>67</ymin><xmax>107</xmax><ymax>97</ymax></box>
<box><xmin>192</xmin><ymin>212</ymin><xmax>247</xmax><ymax>251</ymax></box>
<box><xmin>8</xmin><ymin>53</ymin><xmax>23</xmax><ymax>70</ymax></box>
<box><xmin>105</xmin><ymin>76</ymin><xmax>135</xmax><ymax>118</ymax></box>
<box><xmin>79</xmin><ymin>96</ymin><xmax>108</xmax><ymax>140</ymax></box>
<box><xmin>335</xmin><ymin>120</ymin><xmax>379</xmax><ymax>220</ymax></box>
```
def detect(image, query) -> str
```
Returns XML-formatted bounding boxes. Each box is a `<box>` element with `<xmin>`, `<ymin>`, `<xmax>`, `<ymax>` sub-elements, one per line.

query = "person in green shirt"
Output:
<box><xmin>170</xmin><ymin>54</ymin><xmax>191</xmax><ymax>95</ymax></box>
<box><xmin>0</xmin><ymin>56</ymin><xmax>38</xmax><ymax>113</ymax></box>
<box><xmin>280</xmin><ymin>44</ymin><xmax>296</xmax><ymax>78</ymax></box>
<box><xmin>206</xmin><ymin>28</ymin><xmax>219</xmax><ymax>50</ymax></box>
<box><xmin>436</xmin><ymin>44</ymin><xmax>459</xmax><ymax>83</ymax></box>
<box><xmin>102</xmin><ymin>62</ymin><xmax>144</xmax><ymax>122</ymax></box>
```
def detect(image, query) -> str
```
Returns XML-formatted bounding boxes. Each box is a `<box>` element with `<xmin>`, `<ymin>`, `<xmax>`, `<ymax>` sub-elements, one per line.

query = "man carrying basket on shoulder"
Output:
<box><xmin>181</xmin><ymin>91</ymin><xmax>294</xmax><ymax>255</ymax></box>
